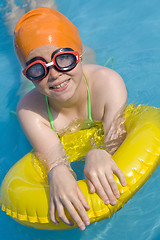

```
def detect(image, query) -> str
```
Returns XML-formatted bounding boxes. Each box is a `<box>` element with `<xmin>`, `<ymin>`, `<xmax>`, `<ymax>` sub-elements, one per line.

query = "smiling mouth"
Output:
<box><xmin>49</xmin><ymin>79</ymin><xmax>70</xmax><ymax>89</ymax></box>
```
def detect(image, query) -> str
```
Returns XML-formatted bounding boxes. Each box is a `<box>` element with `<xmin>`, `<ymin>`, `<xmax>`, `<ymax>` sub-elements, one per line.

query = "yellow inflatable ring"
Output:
<box><xmin>0</xmin><ymin>104</ymin><xmax>160</xmax><ymax>230</ymax></box>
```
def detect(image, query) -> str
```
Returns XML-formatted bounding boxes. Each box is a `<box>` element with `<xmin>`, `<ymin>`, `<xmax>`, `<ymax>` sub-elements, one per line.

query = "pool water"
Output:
<box><xmin>0</xmin><ymin>0</ymin><xmax>160</xmax><ymax>239</ymax></box>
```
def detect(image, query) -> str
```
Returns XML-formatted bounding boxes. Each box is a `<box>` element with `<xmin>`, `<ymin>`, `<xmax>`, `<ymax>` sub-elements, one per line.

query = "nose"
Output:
<box><xmin>48</xmin><ymin>66</ymin><xmax>62</xmax><ymax>80</ymax></box>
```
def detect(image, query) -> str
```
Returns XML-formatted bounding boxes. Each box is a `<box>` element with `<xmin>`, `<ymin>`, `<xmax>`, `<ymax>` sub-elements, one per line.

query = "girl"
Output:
<box><xmin>15</xmin><ymin>7</ymin><xmax>127</xmax><ymax>231</ymax></box>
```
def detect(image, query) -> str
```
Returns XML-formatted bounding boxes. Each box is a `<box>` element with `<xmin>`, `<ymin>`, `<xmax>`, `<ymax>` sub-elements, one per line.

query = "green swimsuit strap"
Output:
<box><xmin>83</xmin><ymin>74</ymin><xmax>93</xmax><ymax>122</ymax></box>
<box><xmin>45</xmin><ymin>74</ymin><xmax>93</xmax><ymax>131</ymax></box>
<box><xmin>45</xmin><ymin>95</ymin><xmax>56</xmax><ymax>131</ymax></box>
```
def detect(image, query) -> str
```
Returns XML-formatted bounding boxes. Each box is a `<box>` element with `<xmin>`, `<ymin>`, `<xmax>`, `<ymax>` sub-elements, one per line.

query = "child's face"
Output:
<box><xmin>26</xmin><ymin>45</ymin><xmax>83</xmax><ymax>102</ymax></box>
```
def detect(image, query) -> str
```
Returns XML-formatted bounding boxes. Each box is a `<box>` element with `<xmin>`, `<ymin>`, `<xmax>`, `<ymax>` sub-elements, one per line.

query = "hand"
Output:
<box><xmin>84</xmin><ymin>149</ymin><xmax>126</xmax><ymax>205</ymax></box>
<box><xmin>48</xmin><ymin>164</ymin><xmax>90</xmax><ymax>231</ymax></box>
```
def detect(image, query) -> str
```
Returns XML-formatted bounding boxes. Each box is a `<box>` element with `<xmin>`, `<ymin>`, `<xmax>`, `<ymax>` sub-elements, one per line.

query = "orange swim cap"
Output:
<box><xmin>14</xmin><ymin>7</ymin><xmax>82</xmax><ymax>65</ymax></box>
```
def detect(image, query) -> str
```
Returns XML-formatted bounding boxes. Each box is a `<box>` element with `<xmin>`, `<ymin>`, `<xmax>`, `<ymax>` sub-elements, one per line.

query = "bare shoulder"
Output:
<box><xmin>83</xmin><ymin>64</ymin><xmax>127</xmax><ymax>99</ymax></box>
<box><xmin>82</xmin><ymin>64</ymin><xmax>127</xmax><ymax>121</ymax></box>
<box><xmin>83</xmin><ymin>64</ymin><xmax>126</xmax><ymax>90</ymax></box>
<box><xmin>17</xmin><ymin>89</ymin><xmax>48</xmax><ymax>123</ymax></box>
<box><xmin>17</xmin><ymin>89</ymin><xmax>44</xmax><ymax>112</ymax></box>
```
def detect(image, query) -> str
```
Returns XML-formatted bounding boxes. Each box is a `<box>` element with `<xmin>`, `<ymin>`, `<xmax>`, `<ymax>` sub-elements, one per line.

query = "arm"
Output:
<box><xmin>17</xmin><ymin>92</ymin><xmax>90</xmax><ymax>230</ymax></box>
<box><xmin>84</xmin><ymin>67</ymin><xmax>127</xmax><ymax>205</ymax></box>
<box><xmin>102</xmin><ymin>69</ymin><xmax>127</xmax><ymax>155</ymax></box>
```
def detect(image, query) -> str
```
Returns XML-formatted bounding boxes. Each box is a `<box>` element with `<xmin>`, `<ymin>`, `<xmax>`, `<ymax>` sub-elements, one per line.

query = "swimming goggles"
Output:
<box><xmin>23</xmin><ymin>48</ymin><xmax>80</xmax><ymax>81</ymax></box>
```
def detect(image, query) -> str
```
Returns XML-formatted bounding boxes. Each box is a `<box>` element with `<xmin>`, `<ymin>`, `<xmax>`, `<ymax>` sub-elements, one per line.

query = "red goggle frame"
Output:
<box><xmin>23</xmin><ymin>48</ymin><xmax>80</xmax><ymax>81</ymax></box>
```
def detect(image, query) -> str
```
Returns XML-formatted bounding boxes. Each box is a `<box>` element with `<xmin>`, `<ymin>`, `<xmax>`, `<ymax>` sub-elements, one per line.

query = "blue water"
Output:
<box><xmin>0</xmin><ymin>0</ymin><xmax>160</xmax><ymax>239</ymax></box>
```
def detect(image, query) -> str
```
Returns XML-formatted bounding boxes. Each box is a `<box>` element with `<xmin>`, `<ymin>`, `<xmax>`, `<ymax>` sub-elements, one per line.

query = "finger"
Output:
<box><xmin>113</xmin><ymin>166</ymin><xmax>127</xmax><ymax>186</ymax></box>
<box><xmin>90</xmin><ymin>175</ymin><xmax>110</xmax><ymax>204</ymax></box>
<box><xmin>86</xmin><ymin>177</ymin><xmax>96</xmax><ymax>193</ymax></box>
<box><xmin>65</xmin><ymin>200</ymin><xmax>86</xmax><ymax>231</ymax></box>
<box><xmin>77</xmin><ymin>187</ymin><xmax>90</xmax><ymax>210</ymax></box>
<box><xmin>106</xmin><ymin>173</ymin><xmax>120</xmax><ymax>199</ymax></box>
<box><xmin>98</xmin><ymin>174</ymin><xmax>117</xmax><ymax>205</ymax></box>
<box><xmin>49</xmin><ymin>199</ymin><xmax>59</xmax><ymax>225</ymax></box>
<box><xmin>72</xmin><ymin>195</ymin><xmax>90</xmax><ymax>226</ymax></box>
<box><xmin>56</xmin><ymin>202</ymin><xmax>74</xmax><ymax>226</ymax></box>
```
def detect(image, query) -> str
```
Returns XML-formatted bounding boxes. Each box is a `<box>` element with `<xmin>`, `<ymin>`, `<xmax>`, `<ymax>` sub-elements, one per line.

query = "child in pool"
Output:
<box><xmin>15</xmin><ymin>7</ymin><xmax>127</xmax><ymax>231</ymax></box>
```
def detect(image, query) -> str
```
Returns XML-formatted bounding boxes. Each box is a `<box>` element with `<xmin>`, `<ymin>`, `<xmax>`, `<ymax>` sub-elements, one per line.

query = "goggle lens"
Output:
<box><xmin>55</xmin><ymin>53</ymin><xmax>77</xmax><ymax>70</ymax></box>
<box><xmin>25</xmin><ymin>63</ymin><xmax>46</xmax><ymax>81</ymax></box>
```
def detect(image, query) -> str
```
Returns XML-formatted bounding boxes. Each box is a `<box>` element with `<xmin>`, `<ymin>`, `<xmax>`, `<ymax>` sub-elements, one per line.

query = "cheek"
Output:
<box><xmin>69</xmin><ymin>63</ymin><xmax>83</xmax><ymax>78</ymax></box>
<box><xmin>33</xmin><ymin>78</ymin><xmax>48</xmax><ymax>91</ymax></box>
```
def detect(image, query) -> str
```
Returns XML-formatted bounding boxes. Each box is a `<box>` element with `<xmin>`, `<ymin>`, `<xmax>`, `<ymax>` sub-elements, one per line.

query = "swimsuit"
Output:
<box><xmin>45</xmin><ymin>75</ymin><xmax>94</xmax><ymax>132</ymax></box>
<box><xmin>45</xmin><ymin>74</ymin><xmax>104</xmax><ymax>161</ymax></box>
